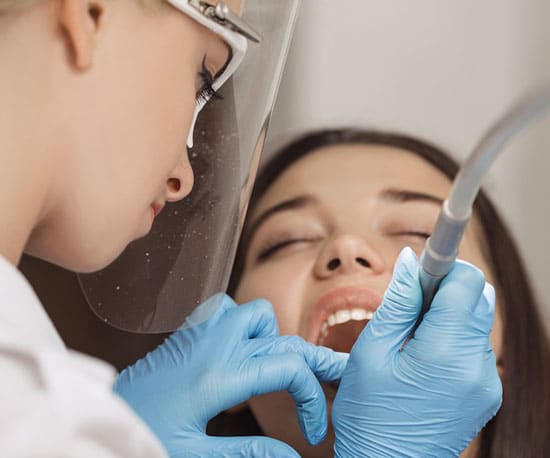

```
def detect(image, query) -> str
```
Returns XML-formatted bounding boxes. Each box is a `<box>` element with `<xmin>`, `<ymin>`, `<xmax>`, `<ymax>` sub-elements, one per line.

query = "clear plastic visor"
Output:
<box><xmin>79</xmin><ymin>0</ymin><xmax>300</xmax><ymax>333</ymax></box>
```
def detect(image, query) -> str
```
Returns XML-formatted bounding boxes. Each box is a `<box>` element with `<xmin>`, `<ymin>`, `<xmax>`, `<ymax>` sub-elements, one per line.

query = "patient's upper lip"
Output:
<box><xmin>306</xmin><ymin>286</ymin><xmax>384</xmax><ymax>345</ymax></box>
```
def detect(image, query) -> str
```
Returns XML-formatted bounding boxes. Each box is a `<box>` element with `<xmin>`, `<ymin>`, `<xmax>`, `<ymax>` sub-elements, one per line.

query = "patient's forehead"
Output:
<box><xmin>254</xmin><ymin>144</ymin><xmax>453</xmax><ymax>217</ymax></box>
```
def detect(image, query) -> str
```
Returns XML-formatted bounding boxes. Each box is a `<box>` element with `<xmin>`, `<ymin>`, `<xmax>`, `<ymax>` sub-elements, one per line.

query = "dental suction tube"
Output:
<box><xmin>411</xmin><ymin>85</ymin><xmax>550</xmax><ymax>337</ymax></box>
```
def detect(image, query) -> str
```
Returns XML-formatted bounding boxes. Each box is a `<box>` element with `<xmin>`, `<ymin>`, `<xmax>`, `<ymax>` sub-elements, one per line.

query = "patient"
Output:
<box><xmin>208</xmin><ymin>129</ymin><xmax>550</xmax><ymax>457</ymax></box>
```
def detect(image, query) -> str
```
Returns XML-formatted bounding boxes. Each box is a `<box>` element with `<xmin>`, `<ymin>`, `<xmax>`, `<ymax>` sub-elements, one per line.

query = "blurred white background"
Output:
<box><xmin>263</xmin><ymin>0</ymin><xmax>550</xmax><ymax>331</ymax></box>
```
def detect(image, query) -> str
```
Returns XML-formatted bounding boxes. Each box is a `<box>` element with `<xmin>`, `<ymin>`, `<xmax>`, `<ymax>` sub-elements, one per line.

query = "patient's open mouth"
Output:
<box><xmin>308</xmin><ymin>286</ymin><xmax>383</xmax><ymax>354</ymax></box>
<box><xmin>317</xmin><ymin>310</ymin><xmax>373</xmax><ymax>353</ymax></box>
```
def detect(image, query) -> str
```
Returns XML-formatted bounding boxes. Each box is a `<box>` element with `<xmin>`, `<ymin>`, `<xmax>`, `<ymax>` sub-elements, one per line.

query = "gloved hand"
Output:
<box><xmin>114</xmin><ymin>294</ymin><xmax>348</xmax><ymax>458</ymax></box>
<box><xmin>332</xmin><ymin>247</ymin><xmax>502</xmax><ymax>458</ymax></box>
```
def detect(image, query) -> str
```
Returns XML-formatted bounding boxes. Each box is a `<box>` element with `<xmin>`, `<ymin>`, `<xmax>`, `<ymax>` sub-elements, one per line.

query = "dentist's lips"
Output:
<box><xmin>307</xmin><ymin>286</ymin><xmax>384</xmax><ymax>352</ymax></box>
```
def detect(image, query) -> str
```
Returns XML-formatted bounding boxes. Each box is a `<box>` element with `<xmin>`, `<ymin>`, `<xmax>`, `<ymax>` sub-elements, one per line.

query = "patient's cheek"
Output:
<box><xmin>237</xmin><ymin>262</ymin><xmax>312</xmax><ymax>338</ymax></box>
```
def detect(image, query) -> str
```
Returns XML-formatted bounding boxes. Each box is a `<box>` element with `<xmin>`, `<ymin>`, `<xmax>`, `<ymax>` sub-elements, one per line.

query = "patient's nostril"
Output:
<box><xmin>356</xmin><ymin>257</ymin><xmax>370</xmax><ymax>268</ymax></box>
<box><xmin>327</xmin><ymin>258</ymin><xmax>341</xmax><ymax>271</ymax></box>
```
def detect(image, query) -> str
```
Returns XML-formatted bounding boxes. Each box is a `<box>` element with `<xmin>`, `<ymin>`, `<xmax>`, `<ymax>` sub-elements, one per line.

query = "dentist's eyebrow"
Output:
<box><xmin>379</xmin><ymin>188</ymin><xmax>444</xmax><ymax>205</ymax></box>
<box><xmin>246</xmin><ymin>195</ymin><xmax>318</xmax><ymax>242</ymax></box>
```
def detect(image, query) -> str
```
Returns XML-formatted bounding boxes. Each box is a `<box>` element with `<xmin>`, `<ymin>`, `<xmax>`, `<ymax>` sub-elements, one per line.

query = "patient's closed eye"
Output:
<box><xmin>257</xmin><ymin>237</ymin><xmax>318</xmax><ymax>261</ymax></box>
<box><xmin>379</xmin><ymin>209</ymin><xmax>435</xmax><ymax>244</ymax></box>
<box><xmin>394</xmin><ymin>231</ymin><xmax>431</xmax><ymax>240</ymax></box>
<box><xmin>387</xmin><ymin>230</ymin><xmax>431</xmax><ymax>247</ymax></box>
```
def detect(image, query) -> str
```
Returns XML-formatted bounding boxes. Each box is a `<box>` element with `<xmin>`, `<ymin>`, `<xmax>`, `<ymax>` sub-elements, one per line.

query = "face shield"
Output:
<box><xmin>78</xmin><ymin>0</ymin><xmax>300</xmax><ymax>333</ymax></box>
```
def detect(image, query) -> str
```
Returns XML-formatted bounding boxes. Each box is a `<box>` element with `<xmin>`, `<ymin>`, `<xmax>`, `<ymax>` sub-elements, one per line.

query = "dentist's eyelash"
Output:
<box><xmin>196</xmin><ymin>57</ymin><xmax>223</xmax><ymax>104</ymax></box>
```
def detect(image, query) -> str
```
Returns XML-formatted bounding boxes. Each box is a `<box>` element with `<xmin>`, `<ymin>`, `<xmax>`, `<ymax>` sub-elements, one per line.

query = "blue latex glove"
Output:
<box><xmin>332</xmin><ymin>247</ymin><xmax>502</xmax><ymax>458</ymax></box>
<box><xmin>114</xmin><ymin>294</ymin><xmax>348</xmax><ymax>458</ymax></box>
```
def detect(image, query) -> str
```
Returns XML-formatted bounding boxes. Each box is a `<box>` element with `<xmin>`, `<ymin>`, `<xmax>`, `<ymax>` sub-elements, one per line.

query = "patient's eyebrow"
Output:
<box><xmin>379</xmin><ymin>188</ymin><xmax>444</xmax><ymax>205</ymax></box>
<box><xmin>246</xmin><ymin>195</ymin><xmax>318</xmax><ymax>241</ymax></box>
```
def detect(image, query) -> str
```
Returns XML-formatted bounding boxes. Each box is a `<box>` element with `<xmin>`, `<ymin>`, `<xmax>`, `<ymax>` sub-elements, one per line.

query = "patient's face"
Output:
<box><xmin>234</xmin><ymin>144</ymin><xmax>503</xmax><ymax>457</ymax></box>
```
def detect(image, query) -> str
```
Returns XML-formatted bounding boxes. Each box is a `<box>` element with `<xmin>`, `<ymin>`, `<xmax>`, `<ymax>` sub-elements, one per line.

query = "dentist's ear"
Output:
<box><xmin>59</xmin><ymin>0</ymin><xmax>104</xmax><ymax>70</ymax></box>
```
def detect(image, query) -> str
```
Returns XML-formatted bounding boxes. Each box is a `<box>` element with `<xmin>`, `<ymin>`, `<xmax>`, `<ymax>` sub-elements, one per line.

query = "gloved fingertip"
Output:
<box><xmin>394</xmin><ymin>246</ymin><xmax>419</xmax><ymax>277</ymax></box>
<box><xmin>301</xmin><ymin>416</ymin><xmax>327</xmax><ymax>446</ymax></box>
<box><xmin>431</xmin><ymin>260</ymin><xmax>485</xmax><ymax>317</ymax></box>
<box><xmin>364</xmin><ymin>247</ymin><xmax>422</xmax><ymax>348</ymax></box>
<box><xmin>240</xmin><ymin>298</ymin><xmax>279</xmax><ymax>339</ymax></box>
<box><xmin>183</xmin><ymin>293</ymin><xmax>235</xmax><ymax>327</ymax></box>
<box><xmin>309</xmin><ymin>424</ymin><xmax>328</xmax><ymax>446</ymax></box>
<box><xmin>482</xmin><ymin>282</ymin><xmax>496</xmax><ymax>308</ymax></box>
<box><xmin>294</xmin><ymin>380</ymin><xmax>328</xmax><ymax>445</ymax></box>
<box><xmin>334</xmin><ymin>350</ymin><xmax>350</xmax><ymax>367</ymax></box>
<box><xmin>311</xmin><ymin>346</ymin><xmax>349</xmax><ymax>381</ymax></box>
<box><xmin>330</xmin><ymin>351</ymin><xmax>349</xmax><ymax>380</ymax></box>
<box><xmin>441</xmin><ymin>260</ymin><xmax>485</xmax><ymax>295</ymax></box>
<box><xmin>471</xmin><ymin>282</ymin><xmax>496</xmax><ymax>332</ymax></box>
<box><xmin>381</xmin><ymin>246</ymin><xmax>421</xmax><ymax>310</ymax></box>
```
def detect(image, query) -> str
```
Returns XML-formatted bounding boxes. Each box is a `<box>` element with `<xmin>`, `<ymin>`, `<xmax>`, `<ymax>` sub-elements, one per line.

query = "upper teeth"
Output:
<box><xmin>326</xmin><ymin>308</ymin><xmax>374</xmax><ymax>327</ymax></box>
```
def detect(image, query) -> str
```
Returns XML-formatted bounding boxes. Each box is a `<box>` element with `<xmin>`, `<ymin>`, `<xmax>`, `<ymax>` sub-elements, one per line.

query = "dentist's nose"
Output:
<box><xmin>313</xmin><ymin>234</ymin><xmax>386</xmax><ymax>279</ymax></box>
<box><xmin>165</xmin><ymin>154</ymin><xmax>194</xmax><ymax>203</ymax></box>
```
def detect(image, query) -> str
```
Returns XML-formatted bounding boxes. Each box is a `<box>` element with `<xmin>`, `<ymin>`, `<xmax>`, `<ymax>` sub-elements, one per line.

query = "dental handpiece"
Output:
<box><xmin>409</xmin><ymin>85</ymin><xmax>550</xmax><ymax>338</ymax></box>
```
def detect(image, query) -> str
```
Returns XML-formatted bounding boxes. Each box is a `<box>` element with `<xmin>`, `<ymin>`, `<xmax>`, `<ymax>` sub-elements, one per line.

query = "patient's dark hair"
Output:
<box><xmin>227</xmin><ymin>129</ymin><xmax>550</xmax><ymax>457</ymax></box>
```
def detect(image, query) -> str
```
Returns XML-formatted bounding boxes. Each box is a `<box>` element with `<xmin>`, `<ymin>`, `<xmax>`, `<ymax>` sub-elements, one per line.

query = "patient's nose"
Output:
<box><xmin>313</xmin><ymin>234</ymin><xmax>385</xmax><ymax>279</ymax></box>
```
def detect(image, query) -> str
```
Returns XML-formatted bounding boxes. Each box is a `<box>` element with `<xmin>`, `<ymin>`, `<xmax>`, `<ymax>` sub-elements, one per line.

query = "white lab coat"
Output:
<box><xmin>0</xmin><ymin>255</ymin><xmax>167</xmax><ymax>457</ymax></box>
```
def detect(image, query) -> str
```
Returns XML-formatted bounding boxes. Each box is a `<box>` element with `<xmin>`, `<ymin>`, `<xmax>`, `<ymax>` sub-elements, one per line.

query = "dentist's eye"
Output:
<box><xmin>196</xmin><ymin>56</ymin><xmax>223</xmax><ymax>104</ymax></box>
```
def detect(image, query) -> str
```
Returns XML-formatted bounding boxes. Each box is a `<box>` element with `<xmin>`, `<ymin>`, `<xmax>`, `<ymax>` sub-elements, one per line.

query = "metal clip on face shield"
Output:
<box><xmin>79</xmin><ymin>0</ymin><xmax>301</xmax><ymax>333</ymax></box>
